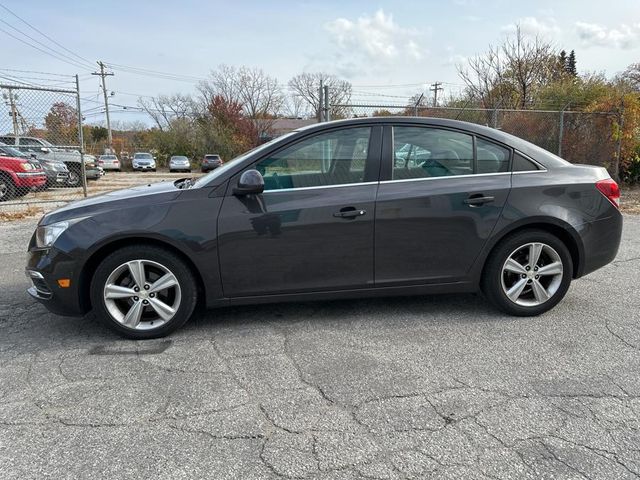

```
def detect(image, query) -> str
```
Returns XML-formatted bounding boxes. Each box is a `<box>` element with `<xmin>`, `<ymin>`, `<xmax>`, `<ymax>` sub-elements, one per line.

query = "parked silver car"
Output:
<box><xmin>132</xmin><ymin>153</ymin><xmax>156</xmax><ymax>171</ymax></box>
<box><xmin>169</xmin><ymin>155</ymin><xmax>191</xmax><ymax>172</ymax></box>
<box><xmin>98</xmin><ymin>154</ymin><xmax>121</xmax><ymax>171</ymax></box>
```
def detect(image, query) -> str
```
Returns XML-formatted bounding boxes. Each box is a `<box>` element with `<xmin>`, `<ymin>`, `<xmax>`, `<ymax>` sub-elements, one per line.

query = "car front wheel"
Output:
<box><xmin>481</xmin><ymin>230</ymin><xmax>573</xmax><ymax>316</ymax></box>
<box><xmin>90</xmin><ymin>245</ymin><xmax>198</xmax><ymax>339</ymax></box>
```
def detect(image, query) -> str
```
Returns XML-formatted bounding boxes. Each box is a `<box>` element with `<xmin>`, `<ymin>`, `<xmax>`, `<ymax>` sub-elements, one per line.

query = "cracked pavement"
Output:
<box><xmin>1</xmin><ymin>215</ymin><xmax>639</xmax><ymax>479</ymax></box>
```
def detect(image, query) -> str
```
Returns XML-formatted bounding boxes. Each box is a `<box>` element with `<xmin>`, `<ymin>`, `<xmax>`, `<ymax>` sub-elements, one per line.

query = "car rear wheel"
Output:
<box><xmin>481</xmin><ymin>230</ymin><xmax>573</xmax><ymax>316</ymax></box>
<box><xmin>90</xmin><ymin>246</ymin><xmax>198</xmax><ymax>339</ymax></box>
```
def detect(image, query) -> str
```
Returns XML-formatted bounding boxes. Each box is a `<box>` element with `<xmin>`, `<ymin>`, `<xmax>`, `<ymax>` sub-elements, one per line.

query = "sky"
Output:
<box><xmin>1</xmin><ymin>0</ymin><xmax>639</xmax><ymax>125</ymax></box>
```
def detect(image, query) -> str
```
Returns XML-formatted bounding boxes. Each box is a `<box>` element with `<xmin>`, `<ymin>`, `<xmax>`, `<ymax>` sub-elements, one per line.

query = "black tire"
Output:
<box><xmin>481</xmin><ymin>229</ymin><xmax>573</xmax><ymax>316</ymax></box>
<box><xmin>169</xmin><ymin>169</ymin><xmax>174</xmax><ymax>173</ymax></box>
<box><xmin>67</xmin><ymin>165</ymin><xmax>81</xmax><ymax>187</ymax></box>
<box><xmin>90</xmin><ymin>245</ymin><xmax>198</xmax><ymax>339</ymax></box>
<box><xmin>0</xmin><ymin>174</ymin><xmax>16</xmax><ymax>201</ymax></box>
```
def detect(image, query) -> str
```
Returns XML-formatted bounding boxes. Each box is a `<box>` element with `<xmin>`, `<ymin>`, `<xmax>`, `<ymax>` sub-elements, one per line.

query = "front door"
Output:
<box><xmin>217</xmin><ymin>126</ymin><xmax>381</xmax><ymax>297</ymax></box>
<box><xmin>374</xmin><ymin>125</ymin><xmax>512</xmax><ymax>285</ymax></box>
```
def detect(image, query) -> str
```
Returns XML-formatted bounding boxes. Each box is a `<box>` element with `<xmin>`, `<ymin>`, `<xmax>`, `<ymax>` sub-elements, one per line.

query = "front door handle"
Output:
<box><xmin>333</xmin><ymin>207</ymin><xmax>366</xmax><ymax>219</ymax></box>
<box><xmin>464</xmin><ymin>195</ymin><xmax>495</xmax><ymax>206</ymax></box>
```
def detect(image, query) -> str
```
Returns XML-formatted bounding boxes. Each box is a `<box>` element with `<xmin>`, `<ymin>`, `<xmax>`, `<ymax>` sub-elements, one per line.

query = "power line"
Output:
<box><xmin>0</xmin><ymin>2</ymin><xmax>94</xmax><ymax>68</ymax></box>
<box><xmin>0</xmin><ymin>25</ymin><xmax>90</xmax><ymax>71</ymax></box>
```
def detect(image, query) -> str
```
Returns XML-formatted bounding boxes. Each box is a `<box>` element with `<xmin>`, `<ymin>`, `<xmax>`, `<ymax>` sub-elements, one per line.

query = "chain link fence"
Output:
<box><xmin>334</xmin><ymin>104</ymin><xmax>621</xmax><ymax>177</ymax></box>
<box><xmin>0</xmin><ymin>81</ymin><xmax>92</xmax><ymax>213</ymax></box>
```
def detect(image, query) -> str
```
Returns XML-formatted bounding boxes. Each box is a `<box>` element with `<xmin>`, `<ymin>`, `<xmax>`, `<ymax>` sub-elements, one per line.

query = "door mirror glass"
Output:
<box><xmin>234</xmin><ymin>169</ymin><xmax>264</xmax><ymax>196</ymax></box>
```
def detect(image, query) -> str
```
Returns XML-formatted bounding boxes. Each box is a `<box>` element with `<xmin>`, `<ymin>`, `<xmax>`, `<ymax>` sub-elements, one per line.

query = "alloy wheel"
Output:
<box><xmin>500</xmin><ymin>242</ymin><xmax>564</xmax><ymax>307</ymax></box>
<box><xmin>103</xmin><ymin>259</ymin><xmax>182</xmax><ymax>330</ymax></box>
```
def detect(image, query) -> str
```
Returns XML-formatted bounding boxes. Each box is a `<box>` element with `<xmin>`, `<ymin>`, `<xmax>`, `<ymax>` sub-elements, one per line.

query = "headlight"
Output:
<box><xmin>20</xmin><ymin>162</ymin><xmax>34</xmax><ymax>171</ymax></box>
<box><xmin>35</xmin><ymin>218</ymin><xmax>85</xmax><ymax>248</ymax></box>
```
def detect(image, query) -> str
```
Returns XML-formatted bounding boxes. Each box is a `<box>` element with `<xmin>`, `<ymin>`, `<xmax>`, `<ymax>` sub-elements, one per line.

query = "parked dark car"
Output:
<box><xmin>201</xmin><ymin>154</ymin><xmax>222</xmax><ymax>172</ymax></box>
<box><xmin>26</xmin><ymin>117</ymin><xmax>622</xmax><ymax>339</ymax></box>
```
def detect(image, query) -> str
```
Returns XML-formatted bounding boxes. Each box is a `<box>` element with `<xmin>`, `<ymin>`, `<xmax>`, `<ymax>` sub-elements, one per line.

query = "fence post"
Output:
<box><xmin>614</xmin><ymin>100</ymin><xmax>625</xmax><ymax>183</ymax></box>
<box><xmin>558</xmin><ymin>109</ymin><xmax>565</xmax><ymax>157</ymax></box>
<box><xmin>75</xmin><ymin>74</ymin><xmax>87</xmax><ymax>198</ymax></box>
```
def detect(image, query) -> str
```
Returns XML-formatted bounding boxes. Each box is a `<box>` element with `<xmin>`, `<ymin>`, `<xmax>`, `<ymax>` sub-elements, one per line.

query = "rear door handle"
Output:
<box><xmin>333</xmin><ymin>208</ymin><xmax>366</xmax><ymax>218</ymax></box>
<box><xmin>464</xmin><ymin>195</ymin><xmax>495</xmax><ymax>206</ymax></box>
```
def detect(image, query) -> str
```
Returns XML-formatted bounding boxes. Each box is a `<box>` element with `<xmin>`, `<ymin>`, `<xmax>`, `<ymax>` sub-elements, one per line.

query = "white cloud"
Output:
<box><xmin>575</xmin><ymin>21</ymin><xmax>640</xmax><ymax>49</ymax></box>
<box><xmin>324</xmin><ymin>9</ymin><xmax>426</xmax><ymax>77</ymax></box>
<box><xmin>502</xmin><ymin>16</ymin><xmax>560</xmax><ymax>38</ymax></box>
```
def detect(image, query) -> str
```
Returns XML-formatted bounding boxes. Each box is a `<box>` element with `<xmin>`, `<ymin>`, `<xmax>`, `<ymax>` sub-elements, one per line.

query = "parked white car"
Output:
<box><xmin>132</xmin><ymin>152</ymin><xmax>156</xmax><ymax>171</ymax></box>
<box><xmin>98</xmin><ymin>154</ymin><xmax>121</xmax><ymax>171</ymax></box>
<box><xmin>169</xmin><ymin>155</ymin><xmax>191</xmax><ymax>172</ymax></box>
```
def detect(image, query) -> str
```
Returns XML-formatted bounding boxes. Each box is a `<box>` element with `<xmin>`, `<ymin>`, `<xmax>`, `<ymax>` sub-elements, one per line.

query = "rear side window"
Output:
<box><xmin>392</xmin><ymin>127</ymin><xmax>474</xmax><ymax>180</ymax></box>
<box><xmin>513</xmin><ymin>152</ymin><xmax>541</xmax><ymax>172</ymax></box>
<box><xmin>476</xmin><ymin>138</ymin><xmax>510</xmax><ymax>173</ymax></box>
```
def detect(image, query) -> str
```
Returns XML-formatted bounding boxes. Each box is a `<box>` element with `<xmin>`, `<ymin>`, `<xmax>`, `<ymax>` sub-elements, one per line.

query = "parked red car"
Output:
<box><xmin>0</xmin><ymin>155</ymin><xmax>47</xmax><ymax>201</ymax></box>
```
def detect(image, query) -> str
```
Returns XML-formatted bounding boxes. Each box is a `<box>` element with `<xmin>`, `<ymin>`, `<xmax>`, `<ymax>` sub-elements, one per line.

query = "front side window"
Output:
<box><xmin>254</xmin><ymin>127</ymin><xmax>371</xmax><ymax>191</ymax></box>
<box><xmin>392</xmin><ymin>127</ymin><xmax>474</xmax><ymax>180</ymax></box>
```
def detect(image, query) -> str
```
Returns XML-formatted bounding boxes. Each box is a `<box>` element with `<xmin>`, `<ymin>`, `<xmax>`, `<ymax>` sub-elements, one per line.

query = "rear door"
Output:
<box><xmin>374</xmin><ymin>124</ymin><xmax>512</xmax><ymax>286</ymax></box>
<box><xmin>217</xmin><ymin>125</ymin><xmax>382</xmax><ymax>297</ymax></box>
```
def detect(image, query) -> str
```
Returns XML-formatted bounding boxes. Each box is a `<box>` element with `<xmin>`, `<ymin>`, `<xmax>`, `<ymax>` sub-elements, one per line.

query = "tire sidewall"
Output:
<box><xmin>483</xmin><ymin>230</ymin><xmax>573</xmax><ymax>316</ymax></box>
<box><xmin>90</xmin><ymin>246</ymin><xmax>198</xmax><ymax>339</ymax></box>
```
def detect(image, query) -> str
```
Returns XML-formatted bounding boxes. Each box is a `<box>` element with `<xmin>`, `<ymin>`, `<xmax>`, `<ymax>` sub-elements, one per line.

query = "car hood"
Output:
<box><xmin>41</xmin><ymin>181</ymin><xmax>180</xmax><ymax>225</ymax></box>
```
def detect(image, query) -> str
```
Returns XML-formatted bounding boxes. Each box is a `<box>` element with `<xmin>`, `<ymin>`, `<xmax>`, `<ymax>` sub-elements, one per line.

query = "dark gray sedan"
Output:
<box><xmin>25</xmin><ymin>117</ymin><xmax>622</xmax><ymax>339</ymax></box>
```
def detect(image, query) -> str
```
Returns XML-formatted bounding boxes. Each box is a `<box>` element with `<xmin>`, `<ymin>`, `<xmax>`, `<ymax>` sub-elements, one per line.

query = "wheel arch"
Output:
<box><xmin>478</xmin><ymin>218</ymin><xmax>584</xmax><ymax>281</ymax></box>
<box><xmin>78</xmin><ymin>236</ymin><xmax>208</xmax><ymax>313</ymax></box>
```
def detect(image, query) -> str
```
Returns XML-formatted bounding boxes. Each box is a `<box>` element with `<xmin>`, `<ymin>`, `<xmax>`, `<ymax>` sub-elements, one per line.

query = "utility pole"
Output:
<box><xmin>92</xmin><ymin>61</ymin><xmax>114</xmax><ymax>151</ymax></box>
<box><xmin>318</xmin><ymin>79</ymin><xmax>324</xmax><ymax>122</ymax></box>
<box><xmin>323</xmin><ymin>85</ymin><xmax>330</xmax><ymax>122</ymax></box>
<box><xmin>3</xmin><ymin>88</ymin><xmax>19</xmax><ymax>137</ymax></box>
<box><xmin>430</xmin><ymin>82</ymin><xmax>443</xmax><ymax>107</ymax></box>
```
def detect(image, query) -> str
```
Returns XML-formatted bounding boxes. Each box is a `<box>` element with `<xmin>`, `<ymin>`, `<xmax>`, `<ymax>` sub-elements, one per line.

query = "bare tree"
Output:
<box><xmin>138</xmin><ymin>94</ymin><xmax>195</xmax><ymax>130</ymax></box>
<box><xmin>619</xmin><ymin>63</ymin><xmax>640</xmax><ymax>91</ymax></box>
<box><xmin>283</xmin><ymin>93</ymin><xmax>310</xmax><ymax>118</ymax></box>
<box><xmin>502</xmin><ymin>26</ymin><xmax>556</xmax><ymax>108</ymax></box>
<box><xmin>457</xmin><ymin>26</ymin><xmax>557</xmax><ymax>110</ymax></box>
<box><xmin>197</xmin><ymin>65</ymin><xmax>283</xmax><ymax>138</ymax></box>
<box><xmin>288</xmin><ymin>72</ymin><xmax>352</xmax><ymax>119</ymax></box>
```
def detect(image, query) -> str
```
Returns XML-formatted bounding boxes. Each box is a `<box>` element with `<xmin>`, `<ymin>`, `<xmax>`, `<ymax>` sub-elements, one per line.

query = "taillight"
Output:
<box><xmin>596</xmin><ymin>178</ymin><xmax>620</xmax><ymax>208</ymax></box>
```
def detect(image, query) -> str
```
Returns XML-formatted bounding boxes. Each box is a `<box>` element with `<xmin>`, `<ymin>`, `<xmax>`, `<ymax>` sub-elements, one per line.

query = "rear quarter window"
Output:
<box><xmin>513</xmin><ymin>152</ymin><xmax>541</xmax><ymax>172</ymax></box>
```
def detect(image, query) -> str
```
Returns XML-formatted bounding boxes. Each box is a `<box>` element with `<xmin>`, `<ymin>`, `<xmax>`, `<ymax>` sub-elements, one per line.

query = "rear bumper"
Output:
<box><xmin>575</xmin><ymin>211</ymin><xmax>623</xmax><ymax>278</ymax></box>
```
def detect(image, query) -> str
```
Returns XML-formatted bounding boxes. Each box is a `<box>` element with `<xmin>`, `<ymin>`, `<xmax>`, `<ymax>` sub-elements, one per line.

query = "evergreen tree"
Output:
<box><xmin>559</xmin><ymin>50</ymin><xmax>567</xmax><ymax>70</ymax></box>
<box><xmin>567</xmin><ymin>50</ymin><xmax>577</xmax><ymax>77</ymax></box>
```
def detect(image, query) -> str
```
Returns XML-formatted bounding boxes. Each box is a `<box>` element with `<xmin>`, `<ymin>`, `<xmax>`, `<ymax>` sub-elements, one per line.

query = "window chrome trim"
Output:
<box><xmin>262</xmin><ymin>181</ymin><xmax>379</xmax><ymax>193</ymax></box>
<box><xmin>379</xmin><ymin>171</ymin><xmax>512</xmax><ymax>185</ymax></box>
<box><xmin>512</xmin><ymin>169</ymin><xmax>548</xmax><ymax>175</ymax></box>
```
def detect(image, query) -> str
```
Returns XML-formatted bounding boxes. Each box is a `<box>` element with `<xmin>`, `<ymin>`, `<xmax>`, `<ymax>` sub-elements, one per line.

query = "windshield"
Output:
<box><xmin>0</xmin><ymin>145</ymin><xmax>26</xmax><ymax>157</ymax></box>
<box><xmin>193</xmin><ymin>133</ymin><xmax>296</xmax><ymax>188</ymax></box>
<box><xmin>134</xmin><ymin>153</ymin><xmax>153</xmax><ymax>159</ymax></box>
<box><xmin>100</xmin><ymin>155</ymin><xmax>116</xmax><ymax>159</ymax></box>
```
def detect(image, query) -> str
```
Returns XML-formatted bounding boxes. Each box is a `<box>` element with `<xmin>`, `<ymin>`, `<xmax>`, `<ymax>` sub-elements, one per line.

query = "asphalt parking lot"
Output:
<box><xmin>1</xmin><ymin>214</ymin><xmax>640</xmax><ymax>479</ymax></box>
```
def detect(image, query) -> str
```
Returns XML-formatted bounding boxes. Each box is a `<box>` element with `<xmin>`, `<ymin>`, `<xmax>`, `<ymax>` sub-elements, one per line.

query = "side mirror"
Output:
<box><xmin>40</xmin><ymin>147</ymin><xmax>50</xmax><ymax>154</ymax></box>
<box><xmin>233</xmin><ymin>169</ymin><xmax>264</xmax><ymax>196</ymax></box>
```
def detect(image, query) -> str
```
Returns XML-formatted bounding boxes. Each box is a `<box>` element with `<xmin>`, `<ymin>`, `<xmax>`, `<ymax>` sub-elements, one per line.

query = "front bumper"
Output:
<box><xmin>25</xmin><ymin>246</ymin><xmax>86</xmax><ymax>316</ymax></box>
<box><xmin>133</xmin><ymin>164</ymin><xmax>156</xmax><ymax>170</ymax></box>
<box><xmin>15</xmin><ymin>172</ymin><xmax>47</xmax><ymax>188</ymax></box>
